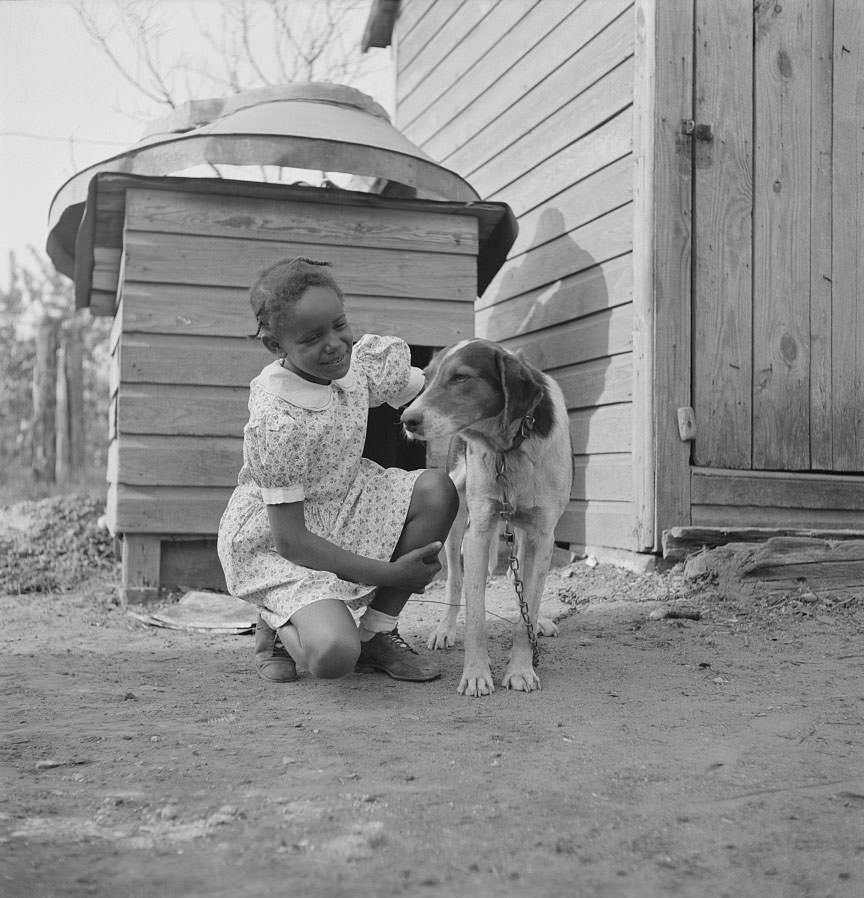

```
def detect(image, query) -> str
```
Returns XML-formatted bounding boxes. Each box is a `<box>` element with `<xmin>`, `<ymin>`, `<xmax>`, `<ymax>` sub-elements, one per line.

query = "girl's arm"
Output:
<box><xmin>267</xmin><ymin>502</ymin><xmax>439</xmax><ymax>593</ymax></box>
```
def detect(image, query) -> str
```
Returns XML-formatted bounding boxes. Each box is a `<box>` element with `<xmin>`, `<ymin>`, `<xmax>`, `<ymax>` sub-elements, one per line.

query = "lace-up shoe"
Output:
<box><xmin>356</xmin><ymin>629</ymin><xmax>441</xmax><ymax>681</ymax></box>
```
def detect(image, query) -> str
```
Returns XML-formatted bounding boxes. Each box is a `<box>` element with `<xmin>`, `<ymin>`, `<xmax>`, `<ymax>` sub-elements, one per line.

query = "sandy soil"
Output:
<box><xmin>2</xmin><ymin>501</ymin><xmax>864</xmax><ymax>898</ymax></box>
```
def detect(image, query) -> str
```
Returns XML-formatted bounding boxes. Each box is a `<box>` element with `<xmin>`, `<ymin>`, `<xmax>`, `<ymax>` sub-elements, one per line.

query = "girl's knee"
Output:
<box><xmin>415</xmin><ymin>469</ymin><xmax>459</xmax><ymax>520</ymax></box>
<box><xmin>305</xmin><ymin>630</ymin><xmax>360</xmax><ymax>679</ymax></box>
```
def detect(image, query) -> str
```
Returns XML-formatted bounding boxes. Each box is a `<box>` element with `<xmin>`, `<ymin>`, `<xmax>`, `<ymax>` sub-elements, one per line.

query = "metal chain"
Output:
<box><xmin>495</xmin><ymin>453</ymin><xmax>540</xmax><ymax>668</ymax></box>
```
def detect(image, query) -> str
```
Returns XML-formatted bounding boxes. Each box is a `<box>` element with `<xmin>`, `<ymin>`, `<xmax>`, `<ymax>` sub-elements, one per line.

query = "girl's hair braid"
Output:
<box><xmin>248</xmin><ymin>257</ymin><xmax>344</xmax><ymax>340</ymax></box>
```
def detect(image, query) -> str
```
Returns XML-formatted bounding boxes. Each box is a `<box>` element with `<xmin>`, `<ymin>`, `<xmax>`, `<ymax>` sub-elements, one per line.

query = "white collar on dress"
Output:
<box><xmin>253</xmin><ymin>359</ymin><xmax>359</xmax><ymax>410</ymax></box>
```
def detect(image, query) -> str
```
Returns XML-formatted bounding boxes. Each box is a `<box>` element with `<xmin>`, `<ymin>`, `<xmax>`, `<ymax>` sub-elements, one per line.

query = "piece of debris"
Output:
<box><xmin>127</xmin><ymin>591</ymin><xmax>255</xmax><ymax>635</ymax></box>
<box><xmin>649</xmin><ymin>605</ymin><xmax>702</xmax><ymax>621</ymax></box>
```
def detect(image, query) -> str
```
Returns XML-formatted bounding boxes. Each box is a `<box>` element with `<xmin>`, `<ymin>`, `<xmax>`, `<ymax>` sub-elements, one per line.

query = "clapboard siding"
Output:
<box><xmin>108</xmin><ymin>484</ymin><xmax>233</xmax><ymax>534</ymax></box>
<box><xmin>124</xmin><ymin>188</ymin><xmax>479</xmax><ymax>256</ymax></box>
<box><xmin>121</xmin><ymin>231</ymin><xmax>476</xmax><ymax>300</ymax></box>
<box><xmin>396</xmin><ymin>1</ymin><xmax>636</xmax><ymax>549</ymax></box>
<box><xmin>481</xmin><ymin>205</ymin><xmax>633</xmax><ymax>309</ymax></box>
<box><xmin>475</xmin><ymin>254</ymin><xmax>632</xmax><ymax>338</ymax></box>
<box><xmin>396</xmin><ymin>0</ymin><xmax>498</xmax><ymax>104</ymax></box>
<box><xmin>118</xmin><ymin>383</ymin><xmax>249</xmax><ymax>437</ymax></box>
<box><xmin>121</xmin><ymin>283</ymin><xmax>473</xmax><ymax>344</ymax></box>
<box><xmin>440</xmin><ymin>15</ymin><xmax>634</xmax><ymax>185</ymax></box>
<box><xmin>120</xmin><ymin>334</ymin><xmax>263</xmax><ymax>387</ymax></box>
<box><xmin>108</xmin><ymin>435</ymin><xmax>242</xmax><ymax>487</ymax></box>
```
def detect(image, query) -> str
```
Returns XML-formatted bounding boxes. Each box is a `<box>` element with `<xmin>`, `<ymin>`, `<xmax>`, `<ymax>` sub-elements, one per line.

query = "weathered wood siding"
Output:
<box><xmin>395</xmin><ymin>0</ymin><xmax>637</xmax><ymax>550</ymax></box>
<box><xmin>105</xmin><ymin>185</ymin><xmax>478</xmax><ymax>535</ymax></box>
<box><xmin>692</xmin><ymin>0</ymin><xmax>864</xmax><ymax>473</ymax></box>
<box><xmin>688</xmin><ymin>0</ymin><xmax>864</xmax><ymax>531</ymax></box>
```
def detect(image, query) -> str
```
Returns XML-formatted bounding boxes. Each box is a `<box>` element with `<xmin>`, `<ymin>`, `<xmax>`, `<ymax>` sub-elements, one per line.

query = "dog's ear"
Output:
<box><xmin>496</xmin><ymin>348</ymin><xmax>543</xmax><ymax>427</ymax></box>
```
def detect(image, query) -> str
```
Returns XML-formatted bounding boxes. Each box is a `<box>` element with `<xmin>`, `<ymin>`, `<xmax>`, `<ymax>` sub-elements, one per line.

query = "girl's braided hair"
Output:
<box><xmin>249</xmin><ymin>257</ymin><xmax>344</xmax><ymax>340</ymax></box>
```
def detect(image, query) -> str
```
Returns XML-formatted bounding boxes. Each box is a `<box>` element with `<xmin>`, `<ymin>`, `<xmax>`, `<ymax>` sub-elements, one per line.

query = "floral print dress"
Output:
<box><xmin>217</xmin><ymin>335</ymin><xmax>425</xmax><ymax>629</ymax></box>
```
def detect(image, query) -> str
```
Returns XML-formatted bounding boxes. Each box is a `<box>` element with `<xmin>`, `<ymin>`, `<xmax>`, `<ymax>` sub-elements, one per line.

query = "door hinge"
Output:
<box><xmin>677</xmin><ymin>406</ymin><xmax>697</xmax><ymax>441</ymax></box>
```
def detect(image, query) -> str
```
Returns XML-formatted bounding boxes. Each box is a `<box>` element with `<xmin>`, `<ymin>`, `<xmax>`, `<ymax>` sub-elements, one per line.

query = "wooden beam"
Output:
<box><xmin>642</xmin><ymin>0</ymin><xmax>694</xmax><ymax>547</ymax></box>
<box><xmin>664</xmin><ymin>524</ymin><xmax>864</xmax><ymax>562</ymax></box>
<box><xmin>361</xmin><ymin>0</ymin><xmax>400</xmax><ymax>51</ymax></box>
<box><xmin>120</xmin><ymin>534</ymin><xmax>161</xmax><ymax>606</ymax></box>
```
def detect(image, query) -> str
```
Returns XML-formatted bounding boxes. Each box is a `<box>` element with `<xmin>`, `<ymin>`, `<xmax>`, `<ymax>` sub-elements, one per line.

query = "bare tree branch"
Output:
<box><xmin>74</xmin><ymin>0</ymin><xmax>380</xmax><ymax>116</ymax></box>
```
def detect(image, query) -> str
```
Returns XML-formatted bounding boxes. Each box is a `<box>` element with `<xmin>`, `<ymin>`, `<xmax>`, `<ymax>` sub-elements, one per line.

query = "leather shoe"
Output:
<box><xmin>254</xmin><ymin>615</ymin><xmax>297</xmax><ymax>683</ymax></box>
<box><xmin>356</xmin><ymin>629</ymin><xmax>441</xmax><ymax>682</ymax></box>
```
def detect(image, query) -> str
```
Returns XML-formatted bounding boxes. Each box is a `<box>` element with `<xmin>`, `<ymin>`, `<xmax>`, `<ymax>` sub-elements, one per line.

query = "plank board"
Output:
<box><xmin>122</xmin><ymin>232</ymin><xmax>476</xmax><ymax>301</ymax></box>
<box><xmin>124</xmin><ymin>189</ymin><xmax>478</xmax><ymax>256</ymax></box>
<box><xmin>831</xmin><ymin>1</ymin><xmax>864</xmax><ymax>470</ymax></box>
<box><xmin>481</xmin><ymin>205</ymin><xmax>633</xmax><ymax>307</ymax></box>
<box><xmin>503</xmin><ymin>156</ymin><xmax>633</xmax><ymax>263</ymax></box>
<box><xmin>396</xmin><ymin>0</ymin><xmax>498</xmax><ymax>107</ymax></box>
<box><xmin>475</xmin><ymin>254</ymin><xmax>633</xmax><ymax>339</ymax></box>
<box><xmin>572</xmin><ymin>454</ymin><xmax>634</xmax><ymax>503</ymax></box>
<box><xmin>692</xmin><ymin>0</ymin><xmax>753</xmax><ymax>469</ymax></box>
<box><xmin>691</xmin><ymin>503</ymin><xmax>864</xmax><ymax>531</ymax></box>
<box><xmin>553</xmin><ymin>354</ymin><xmax>633</xmax><ymax>410</ymax></box>
<box><xmin>650</xmin><ymin>0</ymin><xmax>694</xmax><ymax>537</ymax></box>
<box><xmin>120</xmin><ymin>283</ymin><xmax>472</xmax><ymax>343</ymax></box>
<box><xmin>109</xmin><ymin>435</ymin><xmax>243</xmax><ymax>487</ymax></box>
<box><xmin>504</xmin><ymin>306</ymin><xmax>633</xmax><ymax>371</ymax></box>
<box><xmin>120</xmin><ymin>334</ymin><xmax>265</xmax><ymax>387</ymax></box>
<box><xmin>437</xmin><ymin>4</ymin><xmax>634</xmax><ymax>178</ymax></box>
<box><xmin>692</xmin><ymin>467</ymin><xmax>864</xmax><ymax>511</ymax></box>
<box><xmin>809</xmin><ymin>0</ymin><xmax>835</xmax><ymax>469</ymax></box>
<box><xmin>110</xmin><ymin>485</ymin><xmax>234</xmax><ymax>534</ymax></box>
<box><xmin>752</xmin><ymin>1</ymin><xmax>812</xmax><ymax>469</ymax></box>
<box><xmin>471</xmin><ymin>89</ymin><xmax>632</xmax><ymax>210</ymax></box>
<box><xmin>557</xmin><ymin>499</ymin><xmax>638</xmax><ymax>550</ymax></box>
<box><xmin>396</xmin><ymin>0</ymin><xmax>458</xmax><ymax>74</ymax></box>
<box><xmin>399</xmin><ymin>0</ymin><xmax>576</xmax><ymax>144</ymax></box>
<box><xmin>118</xmin><ymin>384</ymin><xmax>250</xmax><ymax>437</ymax></box>
<box><xmin>569</xmin><ymin>405</ymin><xmax>633</xmax><ymax>455</ymax></box>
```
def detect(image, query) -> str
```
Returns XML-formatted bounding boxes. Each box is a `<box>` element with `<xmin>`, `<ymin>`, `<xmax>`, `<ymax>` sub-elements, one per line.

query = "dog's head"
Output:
<box><xmin>400</xmin><ymin>339</ymin><xmax>546</xmax><ymax>445</ymax></box>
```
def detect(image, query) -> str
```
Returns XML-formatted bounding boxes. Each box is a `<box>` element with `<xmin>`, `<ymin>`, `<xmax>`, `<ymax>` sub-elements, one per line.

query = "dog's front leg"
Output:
<box><xmin>500</xmin><ymin>527</ymin><xmax>554</xmax><ymax>693</ymax></box>
<box><xmin>427</xmin><ymin>490</ymin><xmax>466</xmax><ymax>650</ymax></box>
<box><xmin>457</xmin><ymin>508</ymin><xmax>497</xmax><ymax>697</ymax></box>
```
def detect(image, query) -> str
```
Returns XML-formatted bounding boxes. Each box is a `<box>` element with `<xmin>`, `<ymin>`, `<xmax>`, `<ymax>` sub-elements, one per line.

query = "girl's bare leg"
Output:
<box><xmin>278</xmin><ymin>599</ymin><xmax>360</xmax><ymax>678</ymax></box>
<box><xmin>370</xmin><ymin>469</ymin><xmax>459</xmax><ymax>616</ymax></box>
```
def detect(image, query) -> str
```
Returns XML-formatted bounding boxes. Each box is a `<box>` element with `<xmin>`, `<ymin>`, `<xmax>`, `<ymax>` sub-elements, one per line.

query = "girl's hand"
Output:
<box><xmin>389</xmin><ymin>542</ymin><xmax>442</xmax><ymax>593</ymax></box>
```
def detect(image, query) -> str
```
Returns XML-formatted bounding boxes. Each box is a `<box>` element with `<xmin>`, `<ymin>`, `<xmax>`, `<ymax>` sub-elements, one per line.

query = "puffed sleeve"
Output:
<box><xmin>354</xmin><ymin>334</ymin><xmax>425</xmax><ymax>408</ymax></box>
<box><xmin>242</xmin><ymin>414</ymin><xmax>306</xmax><ymax>505</ymax></box>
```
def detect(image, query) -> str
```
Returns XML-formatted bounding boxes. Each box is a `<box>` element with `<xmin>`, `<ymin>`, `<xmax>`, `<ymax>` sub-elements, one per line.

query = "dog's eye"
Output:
<box><xmin>450</xmin><ymin>373</ymin><xmax>469</xmax><ymax>384</ymax></box>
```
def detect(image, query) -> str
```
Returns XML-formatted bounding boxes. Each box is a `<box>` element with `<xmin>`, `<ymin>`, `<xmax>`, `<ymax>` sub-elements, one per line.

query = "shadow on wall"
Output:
<box><xmin>486</xmin><ymin>206</ymin><xmax>614</xmax><ymax>547</ymax></box>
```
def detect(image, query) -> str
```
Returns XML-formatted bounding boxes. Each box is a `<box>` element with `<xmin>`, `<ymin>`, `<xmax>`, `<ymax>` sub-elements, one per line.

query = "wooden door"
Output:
<box><xmin>692</xmin><ymin>0</ymin><xmax>864</xmax><ymax>475</ymax></box>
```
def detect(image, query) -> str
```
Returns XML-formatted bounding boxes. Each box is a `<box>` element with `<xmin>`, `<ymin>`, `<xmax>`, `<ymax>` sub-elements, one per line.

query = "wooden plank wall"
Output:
<box><xmin>106</xmin><ymin>187</ymin><xmax>477</xmax><ymax>535</ymax></box>
<box><xmin>395</xmin><ymin>0</ymin><xmax>637</xmax><ymax>550</ymax></box>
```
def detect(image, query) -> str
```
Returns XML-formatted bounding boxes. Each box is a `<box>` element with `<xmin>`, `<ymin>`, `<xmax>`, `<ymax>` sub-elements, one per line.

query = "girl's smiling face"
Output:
<box><xmin>275</xmin><ymin>285</ymin><xmax>354</xmax><ymax>384</ymax></box>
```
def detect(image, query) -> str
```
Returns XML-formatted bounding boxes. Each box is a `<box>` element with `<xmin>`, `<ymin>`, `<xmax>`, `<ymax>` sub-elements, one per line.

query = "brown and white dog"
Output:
<box><xmin>400</xmin><ymin>339</ymin><xmax>572</xmax><ymax>696</ymax></box>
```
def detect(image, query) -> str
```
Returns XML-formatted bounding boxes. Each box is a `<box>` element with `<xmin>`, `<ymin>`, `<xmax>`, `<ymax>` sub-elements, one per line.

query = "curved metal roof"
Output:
<box><xmin>47</xmin><ymin>83</ymin><xmax>486</xmax><ymax>277</ymax></box>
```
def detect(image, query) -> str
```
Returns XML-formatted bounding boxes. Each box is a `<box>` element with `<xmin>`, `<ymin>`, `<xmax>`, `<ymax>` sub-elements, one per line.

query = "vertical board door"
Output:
<box><xmin>692</xmin><ymin>0</ymin><xmax>864</xmax><ymax>473</ymax></box>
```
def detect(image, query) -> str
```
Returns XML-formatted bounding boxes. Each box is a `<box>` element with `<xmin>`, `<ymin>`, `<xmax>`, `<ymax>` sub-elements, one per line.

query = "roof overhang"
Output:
<box><xmin>59</xmin><ymin>173</ymin><xmax>516</xmax><ymax>307</ymax></box>
<box><xmin>47</xmin><ymin>82</ymin><xmax>489</xmax><ymax>282</ymax></box>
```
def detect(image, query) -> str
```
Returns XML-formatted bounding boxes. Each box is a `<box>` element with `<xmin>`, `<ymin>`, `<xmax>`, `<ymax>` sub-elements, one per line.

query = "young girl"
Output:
<box><xmin>217</xmin><ymin>257</ymin><xmax>458</xmax><ymax>684</ymax></box>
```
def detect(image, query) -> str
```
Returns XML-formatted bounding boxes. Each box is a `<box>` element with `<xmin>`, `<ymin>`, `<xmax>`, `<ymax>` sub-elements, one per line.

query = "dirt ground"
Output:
<box><xmin>2</xmin><ymin>497</ymin><xmax>864</xmax><ymax>898</ymax></box>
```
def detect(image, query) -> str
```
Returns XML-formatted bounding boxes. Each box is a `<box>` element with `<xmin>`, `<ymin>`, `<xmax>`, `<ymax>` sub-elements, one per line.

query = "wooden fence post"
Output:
<box><xmin>32</xmin><ymin>315</ymin><xmax>59</xmax><ymax>482</ymax></box>
<box><xmin>55</xmin><ymin>318</ymin><xmax>85</xmax><ymax>483</ymax></box>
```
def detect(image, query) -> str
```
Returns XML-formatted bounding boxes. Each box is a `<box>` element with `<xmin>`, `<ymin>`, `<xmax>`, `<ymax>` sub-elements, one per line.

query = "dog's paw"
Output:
<box><xmin>457</xmin><ymin>666</ymin><xmax>496</xmax><ymax>697</ymax></box>
<box><xmin>426</xmin><ymin>626</ymin><xmax>457</xmax><ymax>650</ymax></box>
<box><xmin>537</xmin><ymin>617</ymin><xmax>559</xmax><ymax>638</ymax></box>
<box><xmin>501</xmin><ymin>666</ymin><xmax>541</xmax><ymax>693</ymax></box>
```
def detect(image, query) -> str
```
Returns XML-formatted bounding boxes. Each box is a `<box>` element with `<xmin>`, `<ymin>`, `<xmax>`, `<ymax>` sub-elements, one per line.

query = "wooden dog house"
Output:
<box><xmin>47</xmin><ymin>84</ymin><xmax>515</xmax><ymax>602</ymax></box>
